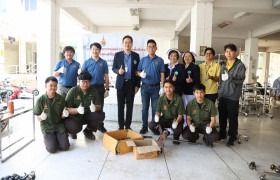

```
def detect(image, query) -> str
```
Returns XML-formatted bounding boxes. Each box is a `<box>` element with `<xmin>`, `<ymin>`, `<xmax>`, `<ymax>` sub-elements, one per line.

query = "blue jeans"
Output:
<box><xmin>141</xmin><ymin>84</ymin><xmax>160</xmax><ymax>127</ymax></box>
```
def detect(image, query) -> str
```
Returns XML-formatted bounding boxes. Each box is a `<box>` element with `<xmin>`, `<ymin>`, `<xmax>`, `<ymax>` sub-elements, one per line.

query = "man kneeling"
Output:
<box><xmin>149</xmin><ymin>79</ymin><xmax>184</xmax><ymax>145</ymax></box>
<box><xmin>65</xmin><ymin>71</ymin><xmax>105</xmax><ymax>140</ymax></box>
<box><xmin>34</xmin><ymin>76</ymin><xmax>70</xmax><ymax>153</ymax></box>
<box><xmin>182</xmin><ymin>84</ymin><xmax>219</xmax><ymax>147</ymax></box>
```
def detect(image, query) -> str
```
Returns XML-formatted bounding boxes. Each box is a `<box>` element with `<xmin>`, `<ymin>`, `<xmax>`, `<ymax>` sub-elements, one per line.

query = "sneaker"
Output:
<box><xmin>83</xmin><ymin>128</ymin><xmax>96</xmax><ymax>140</ymax></box>
<box><xmin>69</xmin><ymin>134</ymin><xmax>77</xmax><ymax>139</ymax></box>
<box><xmin>140</xmin><ymin>126</ymin><xmax>148</xmax><ymax>134</ymax></box>
<box><xmin>173</xmin><ymin>135</ymin><xmax>180</xmax><ymax>145</ymax></box>
<box><xmin>203</xmin><ymin>137</ymin><xmax>213</xmax><ymax>147</ymax></box>
<box><xmin>226</xmin><ymin>137</ymin><xmax>236</xmax><ymax>146</ymax></box>
<box><xmin>97</xmin><ymin>124</ymin><xmax>107</xmax><ymax>133</ymax></box>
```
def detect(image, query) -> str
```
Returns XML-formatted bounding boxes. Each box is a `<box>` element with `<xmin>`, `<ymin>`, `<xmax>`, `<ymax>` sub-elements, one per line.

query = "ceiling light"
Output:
<box><xmin>218</xmin><ymin>21</ymin><xmax>232</xmax><ymax>28</ymax></box>
<box><xmin>233</xmin><ymin>12</ymin><xmax>253</xmax><ymax>20</ymax></box>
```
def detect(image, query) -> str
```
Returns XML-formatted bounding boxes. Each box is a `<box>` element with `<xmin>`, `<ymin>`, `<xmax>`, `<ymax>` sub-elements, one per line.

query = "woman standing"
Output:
<box><xmin>164</xmin><ymin>49</ymin><xmax>185</xmax><ymax>96</ymax></box>
<box><xmin>182</xmin><ymin>51</ymin><xmax>200</xmax><ymax>109</ymax></box>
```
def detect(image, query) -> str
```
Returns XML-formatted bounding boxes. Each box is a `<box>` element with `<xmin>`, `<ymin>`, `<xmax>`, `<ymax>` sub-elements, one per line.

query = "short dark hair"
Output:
<box><xmin>204</xmin><ymin>47</ymin><xmax>215</xmax><ymax>56</ymax></box>
<box><xmin>63</xmin><ymin>46</ymin><xmax>75</xmax><ymax>54</ymax></box>
<box><xmin>224</xmin><ymin>44</ymin><xmax>237</xmax><ymax>51</ymax></box>
<box><xmin>168</xmin><ymin>50</ymin><xmax>179</xmax><ymax>60</ymax></box>
<box><xmin>45</xmin><ymin>76</ymin><xmax>58</xmax><ymax>84</ymax></box>
<box><xmin>122</xmin><ymin>35</ymin><xmax>133</xmax><ymax>43</ymax></box>
<box><xmin>78</xmin><ymin>71</ymin><xmax>92</xmax><ymax>81</ymax></box>
<box><xmin>183</xmin><ymin>51</ymin><xmax>196</xmax><ymax>64</ymax></box>
<box><xmin>147</xmin><ymin>39</ymin><xmax>157</xmax><ymax>46</ymax></box>
<box><xmin>163</xmin><ymin>79</ymin><xmax>174</xmax><ymax>87</ymax></box>
<box><xmin>90</xmin><ymin>42</ymin><xmax>102</xmax><ymax>50</ymax></box>
<box><xmin>193</xmin><ymin>83</ymin><xmax>206</xmax><ymax>92</ymax></box>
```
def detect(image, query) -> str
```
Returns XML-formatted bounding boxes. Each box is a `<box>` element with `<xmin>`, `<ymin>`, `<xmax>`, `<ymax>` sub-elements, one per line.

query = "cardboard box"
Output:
<box><xmin>102</xmin><ymin>129</ymin><xmax>143</xmax><ymax>155</ymax></box>
<box><xmin>126</xmin><ymin>140</ymin><xmax>161</xmax><ymax>160</ymax></box>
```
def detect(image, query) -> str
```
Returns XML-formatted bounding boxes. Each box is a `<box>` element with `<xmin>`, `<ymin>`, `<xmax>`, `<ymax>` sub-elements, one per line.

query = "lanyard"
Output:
<box><xmin>124</xmin><ymin>54</ymin><xmax>130</xmax><ymax>67</ymax></box>
<box><xmin>205</xmin><ymin>64</ymin><xmax>211</xmax><ymax>75</ymax></box>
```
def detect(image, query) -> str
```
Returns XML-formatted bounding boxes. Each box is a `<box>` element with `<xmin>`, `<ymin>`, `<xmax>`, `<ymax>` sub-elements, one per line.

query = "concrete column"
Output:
<box><xmin>37</xmin><ymin>0</ymin><xmax>60</xmax><ymax>94</ymax></box>
<box><xmin>19</xmin><ymin>39</ymin><xmax>27</xmax><ymax>74</ymax></box>
<box><xmin>244</xmin><ymin>35</ymin><xmax>258</xmax><ymax>83</ymax></box>
<box><xmin>190</xmin><ymin>0</ymin><xmax>213</xmax><ymax>61</ymax></box>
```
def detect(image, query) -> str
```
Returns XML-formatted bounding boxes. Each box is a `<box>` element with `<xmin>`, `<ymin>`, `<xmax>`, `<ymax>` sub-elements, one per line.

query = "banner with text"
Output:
<box><xmin>83</xmin><ymin>33</ymin><xmax>150</xmax><ymax>68</ymax></box>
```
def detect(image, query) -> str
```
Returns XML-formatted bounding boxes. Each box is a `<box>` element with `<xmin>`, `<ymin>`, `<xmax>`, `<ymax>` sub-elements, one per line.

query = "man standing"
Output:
<box><xmin>218</xmin><ymin>44</ymin><xmax>245</xmax><ymax>146</ymax></box>
<box><xmin>82</xmin><ymin>42</ymin><xmax>109</xmax><ymax>133</ymax></box>
<box><xmin>137</xmin><ymin>39</ymin><xmax>165</xmax><ymax>134</ymax></box>
<box><xmin>112</xmin><ymin>35</ymin><xmax>140</xmax><ymax>130</ymax></box>
<box><xmin>65</xmin><ymin>72</ymin><xmax>105</xmax><ymax>140</ymax></box>
<box><xmin>182</xmin><ymin>83</ymin><xmax>219</xmax><ymax>147</ymax></box>
<box><xmin>199</xmin><ymin>47</ymin><xmax>220</xmax><ymax>103</ymax></box>
<box><xmin>53</xmin><ymin>46</ymin><xmax>80</xmax><ymax>98</ymax></box>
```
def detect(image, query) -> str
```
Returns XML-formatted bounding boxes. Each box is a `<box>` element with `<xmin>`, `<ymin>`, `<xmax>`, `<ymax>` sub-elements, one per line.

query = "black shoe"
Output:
<box><xmin>126</xmin><ymin>127</ymin><xmax>133</xmax><ymax>131</ymax></box>
<box><xmin>97</xmin><ymin>124</ymin><xmax>107</xmax><ymax>133</ymax></box>
<box><xmin>203</xmin><ymin>137</ymin><xmax>213</xmax><ymax>147</ymax></box>
<box><xmin>218</xmin><ymin>134</ymin><xmax>227</xmax><ymax>141</ymax></box>
<box><xmin>140</xmin><ymin>126</ymin><xmax>148</xmax><ymax>134</ymax></box>
<box><xmin>173</xmin><ymin>135</ymin><xmax>180</xmax><ymax>145</ymax></box>
<box><xmin>226</xmin><ymin>137</ymin><xmax>237</xmax><ymax>146</ymax></box>
<box><xmin>83</xmin><ymin>128</ymin><xmax>96</xmax><ymax>140</ymax></box>
<box><xmin>69</xmin><ymin>134</ymin><xmax>77</xmax><ymax>139</ymax></box>
<box><xmin>119</xmin><ymin>127</ymin><xmax>124</xmax><ymax>130</ymax></box>
<box><xmin>151</xmin><ymin>129</ymin><xmax>160</xmax><ymax>135</ymax></box>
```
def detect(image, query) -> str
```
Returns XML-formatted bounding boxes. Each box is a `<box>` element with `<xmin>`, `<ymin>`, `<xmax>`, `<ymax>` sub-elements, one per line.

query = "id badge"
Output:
<box><xmin>125</xmin><ymin>67</ymin><xmax>128</xmax><ymax>72</ymax></box>
<box><xmin>204</xmin><ymin>78</ymin><xmax>207</xmax><ymax>83</ymax></box>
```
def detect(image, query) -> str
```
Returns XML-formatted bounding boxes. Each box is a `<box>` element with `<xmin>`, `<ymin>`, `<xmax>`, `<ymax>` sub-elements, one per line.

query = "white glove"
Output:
<box><xmin>40</xmin><ymin>111</ymin><xmax>47</xmax><ymax>120</ymax></box>
<box><xmin>140</xmin><ymin>70</ymin><xmax>146</xmax><ymax>78</ymax></box>
<box><xmin>62</xmin><ymin>108</ymin><xmax>69</xmax><ymax>117</ymax></box>
<box><xmin>77</xmin><ymin>104</ymin><xmax>84</xmax><ymax>114</ymax></box>
<box><xmin>206</xmin><ymin>126</ymin><xmax>212</xmax><ymax>134</ymax></box>
<box><xmin>159</xmin><ymin>87</ymin><xmax>164</xmax><ymax>96</ymax></box>
<box><xmin>104</xmin><ymin>89</ymin><xmax>109</xmax><ymax>98</ymax></box>
<box><xmin>154</xmin><ymin>114</ymin><xmax>160</xmax><ymax>122</ymax></box>
<box><xmin>221</xmin><ymin>70</ymin><xmax>229</xmax><ymax>81</ymax></box>
<box><xmin>59</xmin><ymin>66</ymin><xmax>66</xmax><ymax>73</ymax></box>
<box><xmin>89</xmin><ymin>100</ymin><xmax>95</xmax><ymax>112</ymax></box>
<box><xmin>190</xmin><ymin>124</ymin><xmax>195</xmax><ymax>133</ymax></box>
<box><xmin>172</xmin><ymin>119</ymin><xmax>178</xmax><ymax>129</ymax></box>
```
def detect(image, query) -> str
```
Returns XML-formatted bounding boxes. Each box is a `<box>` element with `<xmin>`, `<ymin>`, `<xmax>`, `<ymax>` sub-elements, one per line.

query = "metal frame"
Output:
<box><xmin>0</xmin><ymin>89</ymin><xmax>39</xmax><ymax>162</ymax></box>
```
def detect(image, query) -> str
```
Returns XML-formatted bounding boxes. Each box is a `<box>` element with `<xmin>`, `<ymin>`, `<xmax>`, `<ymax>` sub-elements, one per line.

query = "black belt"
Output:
<box><xmin>64</xmin><ymin>86</ymin><xmax>74</xmax><ymax>88</ymax></box>
<box><xmin>142</xmin><ymin>82</ymin><xmax>160</xmax><ymax>87</ymax></box>
<box><xmin>124</xmin><ymin>79</ymin><xmax>132</xmax><ymax>82</ymax></box>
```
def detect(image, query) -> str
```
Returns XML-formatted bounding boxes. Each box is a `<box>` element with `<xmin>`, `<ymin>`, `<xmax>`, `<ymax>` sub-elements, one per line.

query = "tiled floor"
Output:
<box><xmin>1</xmin><ymin>97</ymin><xmax>280</xmax><ymax>180</ymax></box>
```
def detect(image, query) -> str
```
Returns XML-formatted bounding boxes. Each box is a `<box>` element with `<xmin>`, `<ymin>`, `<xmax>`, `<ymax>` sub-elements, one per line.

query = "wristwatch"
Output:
<box><xmin>106</xmin><ymin>88</ymin><xmax>109</xmax><ymax>91</ymax></box>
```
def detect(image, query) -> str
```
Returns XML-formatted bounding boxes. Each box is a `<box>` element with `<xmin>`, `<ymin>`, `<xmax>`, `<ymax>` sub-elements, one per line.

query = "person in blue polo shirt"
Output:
<box><xmin>137</xmin><ymin>39</ymin><xmax>165</xmax><ymax>134</ymax></box>
<box><xmin>82</xmin><ymin>42</ymin><xmax>109</xmax><ymax>133</ymax></box>
<box><xmin>53</xmin><ymin>46</ymin><xmax>80</xmax><ymax>98</ymax></box>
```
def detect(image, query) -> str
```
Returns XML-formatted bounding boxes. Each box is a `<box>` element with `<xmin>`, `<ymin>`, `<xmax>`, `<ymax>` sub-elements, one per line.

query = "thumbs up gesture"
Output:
<box><xmin>77</xmin><ymin>103</ymin><xmax>84</xmax><ymax>114</ymax></box>
<box><xmin>59</xmin><ymin>65</ymin><xmax>66</xmax><ymax>73</ymax></box>
<box><xmin>140</xmin><ymin>69</ymin><xmax>146</xmax><ymax>78</ymax></box>
<box><xmin>222</xmin><ymin>70</ymin><xmax>229</xmax><ymax>81</ymax></box>
<box><xmin>119</xmin><ymin>65</ymin><xmax>124</xmax><ymax>75</ymax></box>
<box><xmin>172</xmin><ymin>74</ymin><xmax>177</xmax><ymax>81</ymax></box>
<box><xmin>63</xmin><ymin>107</ymin><xmax>69</xmax><ymax>117</ymax></box>
<box><xmin>89</xmin><ymin>100</ymin><xmax>95</xmax><ymax>112</ymax></box>
<box><xmin>186</xmin><ymin>75</ymin><xmax>193</xmax><ymax>83</ymax></box>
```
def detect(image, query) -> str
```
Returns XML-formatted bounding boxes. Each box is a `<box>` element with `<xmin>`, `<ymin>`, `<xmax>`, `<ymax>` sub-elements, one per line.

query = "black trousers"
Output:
<box><xmin>182</xmin><ymin>126</ymin><xmax>219</xmax><ymax>144</ymax></box>
<box><xmin>92</xmin><ymin>85</ymin><xmax>105</xmax><ymax>128</ymax></box>
<box><xmin>64</xmin><ymin>111</ymin><xmax>105</xmax><ymax>134</ymax></box>
<box><xmin>218</xmin><ymin>97</ymin><xmax>239</xmax><ymax>139</ymax></box>
<box><xmin>205</xmin><ymin>93</ymin><xmax>218</xmax><ymax>104</ymax></box>
<box><xmin>43</xmin><ymin>131</ymin><xmax>69</xmax><ymax>153</ymax></box>
<box><xmin>148</xmin><ymin>118</ymin><xmax>184</xmax><ymax>137</ymax></box>
<box><xmin>117</xmin><ymin>80</ymin><xmax>135</xmax><ymax>129</ymax></box>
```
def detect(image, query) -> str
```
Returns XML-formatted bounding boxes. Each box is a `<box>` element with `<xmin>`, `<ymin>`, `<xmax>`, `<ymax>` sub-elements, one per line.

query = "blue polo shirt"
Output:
<box><xmin>137</xmin><ymin>55</ymin><xmax>165</xmax><ymax>84</ymax></box>
<box><xmin>82</xmin><ymin>57</ymin><xmax>109</xmax><ymax>86</ymax></box>
<box><xmin>53</xmin><ymin>59</ymin><xmax>80</xmax><ymax>87</ymax></box>
<box><xmin>124</xmin><ymin>52</ymin><xmax>132</xmax><ymax>80</ymax></box>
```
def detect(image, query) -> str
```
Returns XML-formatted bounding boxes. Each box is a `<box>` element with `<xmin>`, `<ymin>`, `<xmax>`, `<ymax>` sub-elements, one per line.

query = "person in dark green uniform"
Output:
<box><xmin>33</xmin><ymin>76</ymin><xmax>70</xmax><ymax>153</ymax></box>
<box><xmin>149</xmin><ymin>79</ymin><xmax>184</xmax><ymax>144</ymax></box>
<box><xmin>65</xmin><ymin>71</ymin><xmax>105</xmax><ymax>140</ymax></box>
<box><xmin>182</xmin><ymin>83</ymin><xmax>219</xmax><ymax>147</ymax></box>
